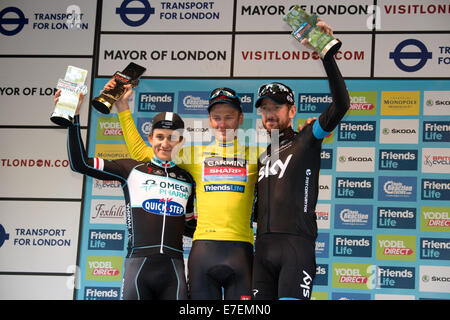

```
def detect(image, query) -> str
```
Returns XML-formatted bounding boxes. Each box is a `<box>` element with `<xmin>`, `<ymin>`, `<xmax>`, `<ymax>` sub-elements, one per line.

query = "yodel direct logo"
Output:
<box><xmin>376</xmin><ymin>235</ymin><xmax>416</xmax><ymax>261</ymax></box>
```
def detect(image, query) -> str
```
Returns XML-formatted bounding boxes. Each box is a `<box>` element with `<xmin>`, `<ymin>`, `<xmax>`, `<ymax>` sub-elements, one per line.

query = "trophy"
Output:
<box><xmin>92</xmin><ymin>62</ymin><xmax>146</xmax><ymax>114</ymax></box>
<box><xmin>283</xmin><ymin>5</ymin><xmax>341</xmax><ymax>59</ymax></box>
<box><xmin>50</xmin><ymin>66</ymin><xmax>88</xmax><ymax>127</ymax></box>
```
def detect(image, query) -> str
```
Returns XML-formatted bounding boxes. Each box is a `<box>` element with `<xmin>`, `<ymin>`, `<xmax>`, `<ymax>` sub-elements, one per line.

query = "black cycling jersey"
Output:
<box><xmin>256</xmin><ymin>56</ymin><xmax>350</xmax><ymax>240</ymax></box>
<box><xmin>68</xmin><ymin>115</ymin><xmax>196</xmax><ymax>259</ymax></box>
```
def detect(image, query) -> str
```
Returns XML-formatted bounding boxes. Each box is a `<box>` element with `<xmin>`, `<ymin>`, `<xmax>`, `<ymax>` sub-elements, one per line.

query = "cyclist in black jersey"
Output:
<box><xmin>58</xmin><ymin>91</ymin><xmax>196</xmax><ymax>300</ymax></box>
<box><xmin>252</xmin><ymin>21</ymin><xmax>350</xmax><ymax>300</ymax></box>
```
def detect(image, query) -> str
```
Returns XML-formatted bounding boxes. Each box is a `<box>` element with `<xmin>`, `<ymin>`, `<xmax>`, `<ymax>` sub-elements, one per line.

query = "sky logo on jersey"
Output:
<box><xmin>335</xmin><ymin>205</ymin><xmax>372</xmax><ymax>230</ymax></box>
<box><xmin>138</xmin><ymin>92</ymin><xmax>174</xmax><ymax>112</ymax></box>
<box><xmin>377</xmin><ymin>266</ymin><xmax>415</xmax><ymax>289</ymax></box>
<box><xmin>336</xmin><ymin>177</ymin><xmax>374</xmax><ymax>199</ymax></box>
<box><xmin>420</xmin><ymin>238</ymin><xmax>450</xmax><ymax>260</ymax></box>
<box><xmin>338</xmin><ymin>121</ymin><xmax>376</xmax><ymax>141</ymax></box>
<box><xmin>421</xmin><ymin>179</ymin><xmax>450</xmax><ymax>201</ymax></box>
<box><xmin>379</xmin><ymin>149</ymin><xmax>417</xmax><ymax>171</ymax></box>
<box><xmin>423</xmin><ymin>121</ymin><xmax>450</xmax><ymax>142</ymax></box>
<box><xmin>142</xmin><ymin>198</ymin><xmax>185</xmax><ymax>216</ymax></box>
<box><xmin>421</xmin><ymin>206</ymin><xmax>450</xmax><ymax>232</ymax></box>
<box><xmin>377</xmin><ymin>207</ymin><xmax>416</xmax><ymax>229</ymax></box>
<box><xmin>334</xmin><ymin>236</ymin><xmax>372</xmax><ymax>257</ymax></box>
<box><xmin>204</xmin><ymin>157</ymin><xmax>248</xmax><ymax>182</ymax></box>
<box><xmin>376</xmin><ymin>235</ymin><xmax>416</xmax><ymax>261</ymax></box>
<box><xmin>378</xmin><ymin>176</ymin><xmax>416</xmax><ymax>202</ymax></box>
<box><xmin>297</xmin><ymin>93</ymin><xmax>331</xmax><ymax>113</ymax></box>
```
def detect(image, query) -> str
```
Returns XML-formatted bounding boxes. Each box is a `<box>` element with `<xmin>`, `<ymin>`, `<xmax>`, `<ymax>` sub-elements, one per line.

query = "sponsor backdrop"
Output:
<box><xmin>0</xmin><ymin>0</ymin><xmax>449</xmax><ymax>300</ymax></box>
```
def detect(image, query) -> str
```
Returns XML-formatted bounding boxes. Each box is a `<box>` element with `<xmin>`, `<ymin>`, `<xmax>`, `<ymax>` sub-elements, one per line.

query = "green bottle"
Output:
<box><xmin>283</xmin><ymin>5</ymin><xmax>341</xmax><ymax>59</ymax></box>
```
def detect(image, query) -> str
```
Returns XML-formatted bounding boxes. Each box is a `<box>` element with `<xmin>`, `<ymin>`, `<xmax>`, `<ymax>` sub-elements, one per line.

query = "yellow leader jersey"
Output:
<box><xmin>118</xmin><ymin>110</ymin><xmax>259</xmax><ymax>245</ymax></box>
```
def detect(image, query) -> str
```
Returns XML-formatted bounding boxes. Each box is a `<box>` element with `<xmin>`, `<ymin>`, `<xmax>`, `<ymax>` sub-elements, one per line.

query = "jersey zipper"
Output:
<box><xmin>160</xmin><ymin>165</ymin><xmax>169</xmax><ymax>254</ymax></box>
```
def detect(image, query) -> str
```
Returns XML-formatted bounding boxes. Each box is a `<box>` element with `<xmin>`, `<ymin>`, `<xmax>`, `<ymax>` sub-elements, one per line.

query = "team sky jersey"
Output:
<box><xmin>118</xmin><ymin>110</ymin><xmax>259</xmax><ymax>245</ymax></box>
<box><xmin>256</xmin><ymin>56</ymin><xmax>350</xmax><ymax>240</ymax></box>
<box><xmin>68</xmin><ymin>115</ymin><xmax>195</xmax><ymax>259</ymax></box>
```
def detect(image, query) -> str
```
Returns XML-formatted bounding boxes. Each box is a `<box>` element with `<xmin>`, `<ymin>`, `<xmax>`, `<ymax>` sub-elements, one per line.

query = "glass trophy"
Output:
<box><xmin>283</xmin><ymin>5</ymin><xmax>341</xmax><ymax>59</ymax></box>
<box><xmin>92</xmin><ymin>62</ymin><xmax>146</xmax><ymax>114</ymax></box>
<box><xmin>50</xmin><ymin>66</ymin><xmax>88</xmax><ymax>127</ymax></box>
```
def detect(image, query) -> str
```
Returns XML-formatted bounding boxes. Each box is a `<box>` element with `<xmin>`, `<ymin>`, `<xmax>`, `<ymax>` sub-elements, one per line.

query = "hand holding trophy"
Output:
<box><xmin>50</xmin><ymin>66</ymin><xmax>88</xmax><ymax>127</ymax></box>
<box><xmin>92</xmin><ymin>62</ymin><xmax>146</xmax><ymax>114</ymax></box>
<box><xmin>283</xmin><ymin>5</ymin><xmax>341</xmax><ymax>59</ymax></box>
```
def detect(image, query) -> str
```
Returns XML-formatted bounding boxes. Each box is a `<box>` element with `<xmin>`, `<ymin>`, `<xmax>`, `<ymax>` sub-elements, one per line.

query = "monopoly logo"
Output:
<box><xmin>377</xmin><ymin>266</ymin><xmax>415</xmax><ymax>289</ymax></box>
<box><xmin>84</xmin><ymin>287</ymin><xmax>120</xmax><ymax>300</ymax></box>
<box><xmin>377</xmin><ymin>207</ymin><xmax>416</xmax><ymax>229</ymax></box>
<box><xmin>419</xmin><ymin>266</ymin><xmax>450</xmax><ymax>293</ymax></box>
<box><xmin>96</xmin><ymin>117</ymin><xmax>123</xmax><ymax>140</ymax></box>
<box><xmin>320</xmin><ymin>149</ymin><xmax>333</xmax><ymax>169</ymax></box>
<box><xmin>334</xmin><ymin>204</ymin><xmax>372</xmax><ymax>230</ymax></box>
<box><xmin>315</xmin><ymin>233</ymin><xmax>329</xmax><ymax>258</ymax></box>
<box><xmin>421</xmin><ymin>179</ymin><xmax>450</xmax><ymax>201</ymax></box>
<box><xmin>423</xmin><ymin>121</ymin><xmax>450</xmax><ymax>142</ymax></box>
<box><xmin>420</xmin><ymin>238</ymin><xmax>450</xmax><ymax>260</ymax></box>
<box><xmin>378</xmin><ymin>176</ymin><xmax>416</xmax><ymax>202</ymax></box>
<box><xmin>332</xmin><ymin>263</ymin><xmax>374</xmax><ymax>290</ymax></box>
<box><xmin>379</xmin><ymin>119</ymin><xmax>419</xmax><ymax>144</ymax></box>
<box><xmin>379</xmin><ymin>149</ymin><xmax>418</xmax><ymax>171</ymax></box>
<box><xmin>421</xmin><ymin>206</ymin><xmax>450</xmax><ymax>232</ymax></box>
<box><xmin>85</xmin><ymin>256</ymin><xmax>123</xmax><ymax>281</ymax></box>
<box><xmin>138</xmin><ymin>92</ymin><xmax>174</xmax><ymax>112</ymax></box>
<box><xmin>423</xmin><ymin>91</ymin><xmax>450</xmax><ymax>116</ymax></box>
<box><xmin>333</xmin><ymin>235</ymin><xmax>372</xmax><ymax>257</ymax></box>
<box><xmin>348</xmin><ymin>91</ymin><xmax>377</xmax><ymax>115</ymax></box>
<box><xmin>422</xmin><ymin>148</ymin><xmax>450</xmax><ymax>173</ymax></box>
<box><xmin>376</xmin><ymin>235</ymin><xmax>416</xmax><ymax>261</ymax></box>
<box><xmin>88</xmin><ymin>229</ymin><xmax>125</xmax><ymax>251</ymax></box>
<box><xmin>338</xmin><ymin>121</ymin><xmax>376</xmax><ymax>141</ymax></box>
<box><xmin>297</xmin><ymin>93</ymin><xmax>331</xmax><ymax>113</ymax></box>
<box><xmin>95</xmin><ymin>144</ymin><xmax>130</xmax><ymax>160</ymax></box>
<box><xmin>381</xmin><ymin>91</ymin><xmax>420</xmax><ymax>115</ymax></box>
<box><xmin>336</xmin><ymin>177</ymin><xmax>373</xmax><ymax>199</ymax></box>
<box><xmin>178</xmin><ymin>91</ymin><xmax>209</xmax><ymax>114</ymax></box>
<box><xmin>336</xmin><ymin>147</ymin><xmax>375</xmax><ymax>172</ymax></box>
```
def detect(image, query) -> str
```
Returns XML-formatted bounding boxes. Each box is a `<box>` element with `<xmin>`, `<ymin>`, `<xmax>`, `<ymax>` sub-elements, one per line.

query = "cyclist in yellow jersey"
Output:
<box><xmin>108</xmin><ymin>81</ymin><xmax>259</xmax><ymax>299</ymax></box>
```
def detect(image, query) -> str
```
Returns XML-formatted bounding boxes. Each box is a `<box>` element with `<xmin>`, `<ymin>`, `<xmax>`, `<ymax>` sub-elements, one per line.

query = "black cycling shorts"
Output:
<box><xmin>122</xmin><ymin>254</ymin><xmax>187</xmax><ymax>300</ymax></box>
<box><xmin>252</xmin><ymin>233</ymin><xmax>316</xmax><ymax>300</ymax></box>
<box><xmin>188</xmin><ymin>240</ymin><xmax>253</xmax><ymax>300</ymax></box>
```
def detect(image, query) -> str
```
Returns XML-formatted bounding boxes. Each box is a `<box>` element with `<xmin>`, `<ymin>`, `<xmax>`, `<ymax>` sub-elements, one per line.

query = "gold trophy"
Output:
<box><xmin>50</xmin><ymin>66</ymin><xmax>88</xmax><ymax>127</ymax></box>
<box><xmin>92</xmin><ymin>62</ymin><xmax>146</xmax><ymax>114</ymax></box>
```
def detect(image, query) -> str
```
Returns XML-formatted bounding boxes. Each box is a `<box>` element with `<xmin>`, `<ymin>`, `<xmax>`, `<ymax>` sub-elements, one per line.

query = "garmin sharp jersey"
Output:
<box><xmin>118</xmin><ymin>110</ymin><xmax>259</xmax><ymax>245</ymax></box>
<box><xmin>68</xmin><ymin>115</ymin><xmax>195</xmax><ymax>259</ymax></box>
<box><xmin>256</xmin><ymin>56</ymin><xmax>350</xmax><ymax>240</ymax></box>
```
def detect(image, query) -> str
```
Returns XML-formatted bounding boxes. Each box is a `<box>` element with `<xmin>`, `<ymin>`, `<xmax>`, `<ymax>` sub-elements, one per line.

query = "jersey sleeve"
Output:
<box><xmin>117</xmin><ymin>109</ymin><xmax>153</xmax><ymax>161</ymax></box>
<box><xmin>67</xmin><ymin>115</ymin><xmax>128</xmax><ymax>184</ymax></box>
<box><xmin>183</xmin><ymin>172</ymin><xmax>197</xmax><ymax>238</ymax></box>
<box><xmin>313</xmin><ymin>56</ymin><xmax>351</xmax><ymax>139</ymax></box>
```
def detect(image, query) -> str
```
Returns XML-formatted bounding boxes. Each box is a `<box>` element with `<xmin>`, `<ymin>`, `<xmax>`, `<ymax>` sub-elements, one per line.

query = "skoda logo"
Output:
<box><xmin>116</xmin><ymin>0</ymin><xmax>155</xmax><ymax>27</ymax></box>
<box><xmin>0</xmin><ymin>7</ymin><xmax>28</xmax><ymax>36</ymax></box>
<box><xmin>389</xmin><ymin>39</ymin><xmax>432</xmax><ymax>72</ymax></box>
